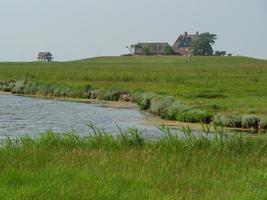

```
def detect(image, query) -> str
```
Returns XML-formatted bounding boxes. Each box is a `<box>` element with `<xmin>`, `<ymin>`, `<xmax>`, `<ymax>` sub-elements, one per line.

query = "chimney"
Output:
<box><xmin>196</xmin><ymin>31</ymin><xmax>199</xmax><ymax>35</ymax></box>
<box><xmin>184</xmin><ymin>32</ymin><xmax>188</xmax><ymax>36</ymax></box>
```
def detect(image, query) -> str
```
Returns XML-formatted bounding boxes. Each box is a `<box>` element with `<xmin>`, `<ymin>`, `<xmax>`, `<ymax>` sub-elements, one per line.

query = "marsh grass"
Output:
<box><xmin>0</xmin><ymin>124</ymin><xmax>266</xmax><ymax>199</ymax></box>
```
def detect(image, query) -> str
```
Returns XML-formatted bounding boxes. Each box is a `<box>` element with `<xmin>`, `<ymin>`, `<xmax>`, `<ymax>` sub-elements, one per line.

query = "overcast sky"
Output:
<box><xmin>0</xmin><ymin>0</ymin><xmax>266</xmax><ymax>61</ymax></box>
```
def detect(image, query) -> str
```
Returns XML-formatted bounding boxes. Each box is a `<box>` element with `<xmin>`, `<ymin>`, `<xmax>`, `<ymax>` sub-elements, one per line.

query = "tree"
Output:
<box><xmin>164</xmin><ymin>45</ymin><xmax>175</xmax><ymax>55</ymax></box>
<box><xmin>144</xmin><ymin>47</ymin><xmax>152</xmax><ymax>56</ymax></box>
<box><xmin>214</xmin><ymin>50</ymin><xmax>226</xmax><ymax>56</ymax></box>
<box><xmin>126</xmin><ymin>44</ymin><xmax>136</xmax><ymax>55</ymax></box>
<box><xmin>192</xmin><ymin>33</ymin><xmax>217</xmax><ymax>56</ymax></box>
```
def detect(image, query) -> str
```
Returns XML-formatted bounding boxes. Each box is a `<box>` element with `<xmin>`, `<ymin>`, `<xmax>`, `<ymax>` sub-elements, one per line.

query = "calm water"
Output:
<box><xmin>0</xmin><ymin>93</ymin><xmax>165</xmax><ymax>139</ymax></box>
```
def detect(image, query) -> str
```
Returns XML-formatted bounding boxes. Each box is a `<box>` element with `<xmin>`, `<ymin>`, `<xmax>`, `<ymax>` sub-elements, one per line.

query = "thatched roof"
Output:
<box><xmin>173</xmin><ymin>32</ymin><xmax>199</xmax><ymax>55</ymax></box>
<box><xmin>134</xmin><ymin>43</ymin><xmax>169</xmax><ymax>55</ymax></box>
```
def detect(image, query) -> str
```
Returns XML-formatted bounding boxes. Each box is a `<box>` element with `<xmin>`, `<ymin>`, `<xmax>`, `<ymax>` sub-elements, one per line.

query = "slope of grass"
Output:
<box><xmin>0</xmin><ymin>56</ymin><xmax>267</xmax><ymax>115</ymax></box>
<box><xmin>0</xmin><ymin>126</ymin><xmax>266</xmax><ymax>200</ymax></box>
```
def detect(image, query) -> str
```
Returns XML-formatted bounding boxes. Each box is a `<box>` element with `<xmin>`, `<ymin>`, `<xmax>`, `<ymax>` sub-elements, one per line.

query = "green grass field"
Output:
<box><xmin>0</xmin><ymin>127</ymin><xmax>266</xmax><ymax>200</ymax></box>
<box><xmin>1</xmin><ymin>56</ymin><xmax>267</xmax><ymax>115</ymax></box>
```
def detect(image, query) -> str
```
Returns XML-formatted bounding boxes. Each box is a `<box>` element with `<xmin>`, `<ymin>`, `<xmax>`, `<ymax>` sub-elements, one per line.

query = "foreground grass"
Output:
<box><xmin>0</xmin><ymin>126</ymin><xmax>266</xmax><ymax>199</ymax></box>
<box><xmin>0</xmin><ymin>56</ymin><xmax>267</xmax><ymax>115</ymax></box>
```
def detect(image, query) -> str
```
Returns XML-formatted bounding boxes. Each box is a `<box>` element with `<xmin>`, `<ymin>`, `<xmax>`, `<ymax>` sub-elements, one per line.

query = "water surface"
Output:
<box><xmin>0</xmin><ymin>94</ymin><xmax>164</xmax><ymax>139</ymax></box>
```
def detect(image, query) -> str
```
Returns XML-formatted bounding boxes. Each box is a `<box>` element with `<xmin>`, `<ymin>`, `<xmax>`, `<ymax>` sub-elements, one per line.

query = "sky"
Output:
<box><xmin>0</xmin><ymin>0</ymin><xmax>266</xmax><ymax>61</ymax></box>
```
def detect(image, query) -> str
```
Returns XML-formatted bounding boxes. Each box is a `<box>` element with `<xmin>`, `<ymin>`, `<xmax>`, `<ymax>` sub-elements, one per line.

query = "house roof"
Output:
<box><xmin>173</xmin><ymin>33</ymin><xmax>199</xmax><ymax>54</ymax></box>
<box><xmin>135</xmin><ymin>43</ymin><xmax>169</xmax><ymax>55</ymax></box>
<box><xmin>38</xmin><ymin>52</ymin><xmax>52</xmax><ymax>56</ymax></box>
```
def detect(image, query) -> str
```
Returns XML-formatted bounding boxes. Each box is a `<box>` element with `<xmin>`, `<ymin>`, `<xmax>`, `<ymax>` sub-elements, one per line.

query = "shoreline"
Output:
<box><xmin>0</xmin><ymin>92</ymin><xmax>260</xmax><ymax>134</ymax></box>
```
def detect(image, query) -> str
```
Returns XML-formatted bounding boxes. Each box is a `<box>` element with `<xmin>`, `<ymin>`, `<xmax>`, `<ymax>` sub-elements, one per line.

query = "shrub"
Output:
<box><xmin>176</xmin><ymin>108</ymin><xmax>213</xmax><ymax>124</ymax></box>
<box><xmin>36</xmin><ymin>83</ymin><xmax>54</xmax><ymax>96</ymax></box>
<box><xmin>149</xmin><ymin>96</ymin><xmax>175</xmax><ymax>117</ymax></box>
<box><xmin>7</xmin><ymin>81</ymin><xmax>16</xmax><ymax>91</ymax></box>
<box><xmin>83</xmin><ymin>84</ymin><xmax>92</xmax><ymax>93</ymax></box>
<box><xmin>224</xmin><ymin>114</ymin><xmax>243</xmax><ymax>128</ymax></box>
<box><xmin>90</xmin><ymin>89</ymin><xmax>101</xmax><ymax>99</ymax></box>
<box><xmin>61</xmin><ymin>87</ymin><xmax>72</xmax><ymax>97</ymax></box>
<box><xmin>0</xmin><ymin>81</ymin><xmax>3</xmax><ymax>91</ymax></box>
<box><xmin>214</xmin><ymin>113</ymin><xmax>242</xmax><ymax>128</ymax></box>
<box><xmin>213</xmin><ymin>114</ymin><xmax>224</xmax><ymax>126</ymax></box>
<box><xmin>149</xmin><ymin>96</ymin><xmax>164</xmax><ymax>115</ymax></box>
<box><xmin>242</xmin><ymin>115</ymin><xmax>261</xmax><ymax>129</ymax></box>
<box><xmin>165</xmin><ymin>101</ymin><xmax>187</xmax><ymax>120</ymax></box>
<box><xmin>11</xmin><ymin>80</ymin><xmax>26</xmax><ymax>94</ymax></box>
<box><xmin>135</xmin><ymin>92</ymin><xmax>157</xmax><ymax>110</ymax></box>
<box><xmin>2</xmin><ymin>80</ymin><xmax>15</xmax><ymax>92</ymax></box>
<box><xmin>68</xmin><ymin>88</ymin><xmax>86</xmax><ymax>98</ymax></box>
<box><xmin>24</xmin><ymin>80</ymin><xmax>39</xmax><ymax>94</ymax></box>
<box><xmin>98</xmin><ymin>89</ymin><xmax>125</xmax><ymax>101</ymax></box>
<box><xmin>259</xmin><ymin>118</ymin><xmax>267</xmax><ymax>130</ymax></box>
<box><xmin>2</xmin><ymin>84</ymin><xmax>10</xmax><ymax>92</ymax></box>
<box><xmin>132</xmin><ymin>91</ymin><xmax>143</xmax><ymax>103</ymax></box>
<box><xmin>53</xmin><ymin>87</ymin><xmax>63</xmax><ymax>97</ymax></box>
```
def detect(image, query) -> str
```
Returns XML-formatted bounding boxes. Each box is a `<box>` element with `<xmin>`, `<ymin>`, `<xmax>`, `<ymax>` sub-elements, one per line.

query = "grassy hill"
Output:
<box><xmin>1</xmin><ymin>56</ymin><xmax>267</xmax><ymax>115</ymax></box>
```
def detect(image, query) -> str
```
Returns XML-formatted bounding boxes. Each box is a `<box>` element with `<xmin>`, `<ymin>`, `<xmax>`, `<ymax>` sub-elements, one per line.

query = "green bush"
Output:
<box><xmin>53</xmin><ymin>87</ymin><xmax>73</xmax><ymax>97</ymax></box>
<box><xmin>11</xmin><ymin>80</ymin><xmax>26</xmax><ymax>94</ymax></box>
<box><xmin>149</xmin><ymin>96</ymin><xmax>175</xmax><ymax>117</ymax></box>
<box><xmin>7</xmin><ymin>81</ymin><xmax>16</xmax><ymax>91</ymax></box>
<box><xmin>214</xmin><ymin>113</ymin><xmax>242</xmax><ymax>128</ymax></box>
<box><xmin>1</xmin><ymin>80</ymin><xmax>15</xmax><ymax>92</ymax></box>
<box><xmin>176</xmin><ymin>108</ymin><xmax>213</xmax><ymax>123</ymax></box>
<box><xmin>24</xmin><ymin>80</ymin><xmax>39</xmax><ymax>94</ymax></box>
<box><xmin>135</xmin><ymin>92</ymin><xmax>157</xmax><ymax>110</ymax></box>
<box><xmin>68</xmin><ymin>88</ymin><xmax>86</xmax><ymax>98</ymax></box>
<box><xmin>53</xmin><ymin>87</ymin><xmax>63</xmax><ymax>97</ymax></box>
<box><xmin>36</xmin><ymin>83</ymin><xmax>54</xmax><ymax>96</ymax></box>
<box><xmin>61</xmin><ymin>87</ymin><xmax>72</xmax><ymax>97</ymax></box>
<box><xmin>90</xmin><ymin>89</ymin><xmax>101</xmax><ymax>99</ymax></box>
<box><xmin>132</xmin><ymin>91</ymin><xmax>143</xmax><ymax>103</ymax></box>
<box><xmin>165</xmin><ymin>101</ymin><xmax>187</xmax><ymax>120</ymax></box>
<box><xmin>259</xmin><ymin>118</ymin><xmax>267</xmax><ymax>130</ymax></box>
<box><xmin>98</xmin><ymin>89</ymin><xmax>125</xmax><ymax>101</ymax></box>
<box><xmin>83</xmin><ymin>84</ymin><xmax>92</xmax><ymax>93</ymax></box>
<box><xmin>0</xmin><ymin>81</ymin><xmax>3</xmax><ymax>91</ymax></box>
<box><xmin>242</xmin><ymin>115</ymin><xmax>261</xmax><ymax>129</ymax></box>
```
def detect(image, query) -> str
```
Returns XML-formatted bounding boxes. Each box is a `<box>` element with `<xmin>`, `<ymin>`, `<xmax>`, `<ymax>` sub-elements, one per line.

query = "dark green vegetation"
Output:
<box><xmin>0</xmin><ymin>56</ymin><xmax>267</xmax><ymax>129</ymax></box>
<box><xmin>0</xmin><ymin>125</ymin><xmax>266</xmax><ymax>200</ymax></box>
<box><xmin>192</xmin><ymin>33</ymin><xmax>217</xmax><ymax>56</ymax></box>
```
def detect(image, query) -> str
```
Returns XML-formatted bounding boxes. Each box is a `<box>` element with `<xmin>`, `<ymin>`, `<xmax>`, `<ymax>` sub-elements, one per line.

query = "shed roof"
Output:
<box><xmin>38</xmin><ymin>52</ymin><xmax>52</xmax><ymax>56</ymax></box>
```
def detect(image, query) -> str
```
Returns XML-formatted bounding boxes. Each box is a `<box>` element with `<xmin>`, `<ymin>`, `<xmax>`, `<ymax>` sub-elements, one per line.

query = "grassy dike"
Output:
<box><xmin>0</xmin><ymin>125</ymin><xmax>267</xmax><ymax>199</ymax></box>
